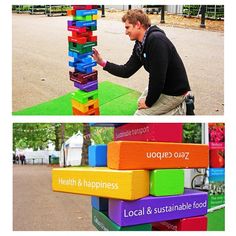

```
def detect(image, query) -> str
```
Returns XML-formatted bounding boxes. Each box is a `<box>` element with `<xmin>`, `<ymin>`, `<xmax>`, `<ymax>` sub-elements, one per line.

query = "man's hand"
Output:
<box><xmin>138</xmin><ymin>98</ymin><xmax>149</xmax><ymax>110</ymax></box>
<box><xmin>92</xmin><ymin>48</ymin><xmax>106</xmax><ymax>67</ymax></box>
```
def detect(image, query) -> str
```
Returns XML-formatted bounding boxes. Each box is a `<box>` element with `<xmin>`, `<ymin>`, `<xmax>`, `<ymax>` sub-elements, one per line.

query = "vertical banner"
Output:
<box><xmin>208</xmin><ymin>123</ymin><xmax>225</xmax><ymax>208</ymax></box>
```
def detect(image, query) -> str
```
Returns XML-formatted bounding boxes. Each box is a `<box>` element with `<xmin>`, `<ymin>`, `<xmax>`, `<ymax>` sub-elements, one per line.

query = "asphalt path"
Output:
<box><xmin>12</xmin><ymin>13</ymin><xmax>224</xmax><ymax>115</ymax></box>
<box><xmin>13</xmin><ymin>165</ymin><xmax>94</xmax><ymax>231</ymax></box>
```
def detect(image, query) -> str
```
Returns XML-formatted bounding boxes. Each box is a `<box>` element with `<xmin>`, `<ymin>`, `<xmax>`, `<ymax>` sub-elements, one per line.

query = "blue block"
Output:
<box><xmin>80</xmin><ymin>56</ymin><xmax>93</xmax><ymax>63</ymax></box>
<box><xmin>76</xmin><ymin>20</ymin><xmax>97</xmax><ymax>28</ymax></box>
<box><xmin>70</xmin><ymin>55</ymin><xmax>93</xmax><ymax>64</ymax></box>
<box><xmin>68</xmin><ymin>50</ymin><xmax>93</xmax><ymax>59</ymax></box>
<box><xmin>91</xmin><ymin>196</ymin><xmax>108</xmax><ymax>211</ymax></box>
<box><xmin>69</xmin><ymin>61</ymin><xmax>78</xmax><ymax>67</ymax></box>
<box><xmin>76</xmin><ymin>61</ymin><xmax>97</xmax><ymax>73</ymax></box>
<box><xmin>76</xmin><ymin>9</ymin><xmax>98</xmax><ymax>16</ymax></box>
<box><xmin>76</xmin><ymin>66</ymin><xmax>92</xmax><ymax>74</ymax></box>
<box><xmin>88</xmin><ymin>144</ymin><xmax>107</xmax><ymax>167</ymax></box>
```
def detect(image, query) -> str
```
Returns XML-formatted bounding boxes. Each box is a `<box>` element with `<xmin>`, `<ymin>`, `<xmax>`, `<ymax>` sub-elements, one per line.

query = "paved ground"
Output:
<box><xmin>12</xmin><ymin>12</ymin><xmax>224</xmax><ymax>115</ymax></box>
<box><xmin>13</xmin><ymin>164</ymin><xmax>94</xmax><ymax>231</ymax></box>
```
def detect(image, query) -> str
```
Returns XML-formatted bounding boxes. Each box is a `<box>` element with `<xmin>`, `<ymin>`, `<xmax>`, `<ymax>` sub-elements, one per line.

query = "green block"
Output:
<box><xmin>73</xmin><ymin>15</ymin><xmax>92</xmax><ymax>21</ymax></box>
<box><xmin>90</xmin><ymin>25</ymin><xmax>97</xmax><ymax>31</ymax></box>
<box><xmin>92</xmin><ymin>208</ymin><xmax>152</xmax><ymax>231</ymax></box>
<box><xmin>69</xmin><ymin>41</ymin><xmax>97</xmax><ymax>54</ymax></box>
<box><xmin>71</xmin><ymin>89</ymin><xmax>98</xmax><ymax>104</ymax></box>
<box><xmin>150</xmin><ymin>169</ymin><xmax>184</xmax><ymax>196</ymax></box>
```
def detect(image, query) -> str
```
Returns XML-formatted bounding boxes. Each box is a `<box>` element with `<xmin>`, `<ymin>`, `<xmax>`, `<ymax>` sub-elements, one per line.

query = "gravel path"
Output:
<box><xmin>12</xmin><ymin>13</ymin><xmax>224</xmax><ymax>115</ymax></box>
<box><xmin>13</xmin><ymin>164</ymin><xmax>94</xmax><ymax>231</ymax></box>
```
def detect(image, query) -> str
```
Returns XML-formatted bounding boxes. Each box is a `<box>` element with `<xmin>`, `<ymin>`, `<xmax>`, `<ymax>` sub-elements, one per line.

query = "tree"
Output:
<box><xmin>13</xmin><ymin>123</ymin><xmax>114</xmax><ymax>156</ymax></box>
<box><xmin>13</xmin><ymin>123</ymin><xmax>83</xmax><ymax>151</ymax></box>
<box><xmin>81</xmin><ymin>123</ymin><xmax>91</xmax><ymax>166</ymax></box>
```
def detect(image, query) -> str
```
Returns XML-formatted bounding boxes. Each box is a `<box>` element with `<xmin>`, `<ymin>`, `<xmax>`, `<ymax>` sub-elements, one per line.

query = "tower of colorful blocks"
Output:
<box><xmin>52</xmin><ymin>123</ymin><xmax>209</xmax><ymax>231</ymax></box>
<box><xmin>67</xmin><ymin>5</ymin><xmax>100</xmax><ymax>115</ymax></box>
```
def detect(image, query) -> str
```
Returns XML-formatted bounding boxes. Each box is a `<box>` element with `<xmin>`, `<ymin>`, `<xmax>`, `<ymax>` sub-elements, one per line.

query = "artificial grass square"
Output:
<box><xmin>13</xmin><ymin>81</ymin><xmax>141</xmax><ymax>116</ymax></box>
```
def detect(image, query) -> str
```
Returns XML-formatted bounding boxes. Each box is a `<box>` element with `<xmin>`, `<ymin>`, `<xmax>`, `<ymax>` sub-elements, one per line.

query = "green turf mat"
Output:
<box><xmin>207</xmin><ymin>208</ymin><xmax>225</xmax><ymax>231</ymax></box>
<box><xmin>98</xmin><ymin>81</ymin><xmax>137</xmax><ymax>105</ymax></box>
<box><xmin>13</xmin><ymin>81</ymin><xmax>141</xmax><ymax>116</ymax></box>
<box><xmin>13</xmin><ymin>93</ymin><xmax>73</xmax><ymax>115</ymax></box>
<box><xmin>100</xmin><ymin>90</ymin><xmax>140</xmax><ymax>115</ymax></box>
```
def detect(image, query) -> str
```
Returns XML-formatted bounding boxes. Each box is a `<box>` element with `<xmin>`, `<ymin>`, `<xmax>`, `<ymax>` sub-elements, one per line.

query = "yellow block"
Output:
<box><xmin>52</xmin><ymin>167</ymin><xmax>149</xmax><ymax>200</ymax></box>
<box><xmin>92</xmin><ymin>14</ymin><xmax>98</xmax><ymax>20</ymax></box>
<box><xmin>71</xmin><ymin>98</ymin><xmax>99</xmax><ymax>113</ymax></box>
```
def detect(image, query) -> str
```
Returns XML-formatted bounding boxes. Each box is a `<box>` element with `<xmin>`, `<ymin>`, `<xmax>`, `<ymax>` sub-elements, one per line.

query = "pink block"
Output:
<box><xmin>114</xmin><ymin>123</ymin><xmax>183</xmax><ymax>142</ymax></box>
<box><xmin>152</xmin><ymin>216</ymin><xmax>207</xmax><ymax>231</ymax></box>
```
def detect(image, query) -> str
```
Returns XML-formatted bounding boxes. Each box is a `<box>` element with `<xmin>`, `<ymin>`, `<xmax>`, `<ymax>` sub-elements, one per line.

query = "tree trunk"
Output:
<box><xmin>81</xmin><ymin>123</ymin><xmax>91</xmax><ymax>166</ymax></box>
<box><xmin>54</xmin><ymin>124</ymin><xmax>61</xmax><ymax>151</ymax></box>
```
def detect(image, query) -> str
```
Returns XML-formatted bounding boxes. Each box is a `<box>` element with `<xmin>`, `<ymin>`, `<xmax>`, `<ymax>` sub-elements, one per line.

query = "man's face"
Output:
<box><xmin>124</xmin><ymin>20</ymin><xmax>140</xmax><ymax>41</ymax></box>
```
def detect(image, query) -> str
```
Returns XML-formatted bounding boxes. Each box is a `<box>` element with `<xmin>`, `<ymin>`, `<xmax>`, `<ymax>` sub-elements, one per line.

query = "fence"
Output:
<box><xmin>182</xmin><ymin>5</ymin><xmax>224</xmax><ymax>20</ymax></box>
<box><xmin>12</xmin><ymin>5</ymin><xmax>71</xmax><ymax>16</ymax></box>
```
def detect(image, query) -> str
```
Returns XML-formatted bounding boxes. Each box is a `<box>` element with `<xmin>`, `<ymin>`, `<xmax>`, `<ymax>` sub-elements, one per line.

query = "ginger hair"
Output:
<box><xmin>122</xmin><ymin>9</ymin><xmax>151</xmax><ymax>29</ymax></box>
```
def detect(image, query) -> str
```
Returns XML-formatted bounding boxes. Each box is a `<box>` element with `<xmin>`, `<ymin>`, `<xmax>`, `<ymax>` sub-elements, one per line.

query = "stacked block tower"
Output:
<box><xmin>52</xmin><ymin>123</ymin><xmax>209</xmax><ymax>231</ymax></box>
<box><xmin>67</xmin><ymin>5</ymin><xmax>99</xmax><ymax>115</ymax></box>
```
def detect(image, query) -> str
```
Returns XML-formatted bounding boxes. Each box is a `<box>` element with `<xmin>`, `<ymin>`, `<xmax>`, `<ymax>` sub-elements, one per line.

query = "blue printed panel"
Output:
<box><xmin>209</xmin><ymin>168</ymin><xmax>225</xmax><ymax>182</ymax></box>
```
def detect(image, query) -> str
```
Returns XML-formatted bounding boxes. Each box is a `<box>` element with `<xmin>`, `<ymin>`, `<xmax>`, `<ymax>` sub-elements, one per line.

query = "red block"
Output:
<box><xmin>73</xmin><ymin>5</ymin><xmax>92</xmax><ymax>10</ymax></box>
<box><xmin>69</xmin><ymin>70</ymin><xmax>98</xmax><ymax>84</ymax></box>
<box><xmin>114</xmin><ymin>123</ymin><xmax>183</xmax><ymax>142</ymax></box>
<box><xmin>72</xmin><ymin>31</ymin><xmax>93</xmax><ymax>38</ymax></box>
<box><xmin>88</xmin><ymin>35</ymin><xmax>97</xmax><ymax>42</ymax></box>
<box><xmin>152</xmin><ymin>216</ymin><xmax>207</xmax><ymax>231</ymax></box>
<box><xmin>68</xmin><ymin>36</ymin><xmax>87</xmax><ymax>44</ymax></box>
<box><xmin>68</xmin><ymin>26</ymin><xmax>87</xmax><ymax>33</ymax></box>
<box><xmin>72</xmin><ymin>107</ymin><xmax>100</xmax><ymax>116</ymax></box>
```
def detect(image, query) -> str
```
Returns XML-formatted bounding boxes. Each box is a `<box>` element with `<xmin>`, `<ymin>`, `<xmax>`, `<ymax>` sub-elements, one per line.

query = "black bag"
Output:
<box><xmin>185</xmin><ymin>94</ymin><xmax>195</xmax><ymax>115</ymax></box>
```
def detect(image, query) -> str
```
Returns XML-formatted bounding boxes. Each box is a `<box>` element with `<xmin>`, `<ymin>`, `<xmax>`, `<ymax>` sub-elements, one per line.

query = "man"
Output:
<box><xmin>92</xmin><ymin>9</ymin><xmax>191</xmax><ymax>115</ymax></box>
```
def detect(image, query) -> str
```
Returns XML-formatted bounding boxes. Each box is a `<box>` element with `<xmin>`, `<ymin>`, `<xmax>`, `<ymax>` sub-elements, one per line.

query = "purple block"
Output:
<box><xmin>67</xmin><ymin>20</ymin><xmax>76</xmax><ymax>27</ymax></box>
<box><xmin>108</xmin><ymin>188</ymin><xmax>208</xmax><ymax>227</ymax></box>
<box><xmin>74</xmin><ymin>80</ymin><xmax>98</xmax><ymax>92</ymax></box>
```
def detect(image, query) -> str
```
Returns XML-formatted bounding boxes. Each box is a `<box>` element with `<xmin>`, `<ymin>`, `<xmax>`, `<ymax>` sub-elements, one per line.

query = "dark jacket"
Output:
<box><xmin>103</xmin><ymin>25</ymin><xmax>191</xmax><ymax>107</ymax></box>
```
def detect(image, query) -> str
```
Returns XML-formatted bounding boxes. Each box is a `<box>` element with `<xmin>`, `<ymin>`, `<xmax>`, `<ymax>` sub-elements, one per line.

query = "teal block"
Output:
<box><xmin>150</xmin><ymin>169</ymin><xmax>184</xmax><ymax>196</ymax></box>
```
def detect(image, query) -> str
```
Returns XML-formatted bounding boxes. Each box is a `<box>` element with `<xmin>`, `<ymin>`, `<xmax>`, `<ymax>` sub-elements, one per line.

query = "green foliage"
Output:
<box><xmin>183</xmin><ymin>123</ymin><xmax>202</xmax><ymax>143</ymax></box>
<box><xmin>13</xmin><ymin>123</ymin><xmax>83</xmax><ymax>151</ymax></box>
<box><xmin>90</xmin><ymin>127</ymin><xmax>114</xmax><ymax>144</ymax></box>
<box><xmin>183</xmin><ymin>5</ymin><xmax>224</xmax><ymax>19</ymax></box>
<box><xmin>13</xmin><ymin>123</ymin><xmax>114</xmax><ymax>152</ymax></box>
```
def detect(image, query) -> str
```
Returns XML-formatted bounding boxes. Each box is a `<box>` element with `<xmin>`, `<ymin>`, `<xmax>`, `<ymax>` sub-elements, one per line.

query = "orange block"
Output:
<box><xmin>107</xmin><ymin>141</ymin><xmax>208</xmax><ymax>169</ymax></box>
<box><xmin>67</xmin><ymin>9</ymin><xmax>75</xmax><ymax>16</ymax></box>
<box><xmin>72</xmin><ymin>98</ymin><xmax>99</xmax><ymax>113</ymax></box>
<box><xmin>72</xmin><ymin>107</ymin><xmax>100</xmax><ymax>116</ymax></box>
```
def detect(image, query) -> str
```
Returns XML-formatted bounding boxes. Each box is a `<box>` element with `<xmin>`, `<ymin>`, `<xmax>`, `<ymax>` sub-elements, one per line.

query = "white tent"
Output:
<box><xmin>60</xmin><ymin>133</ymin><xmax>83</xmax><ymax>167</ymax></box>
